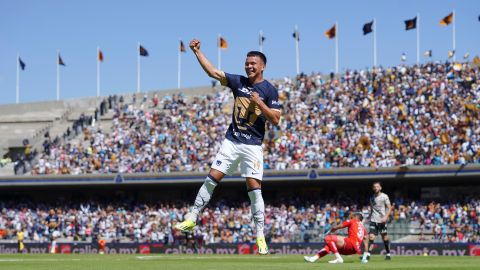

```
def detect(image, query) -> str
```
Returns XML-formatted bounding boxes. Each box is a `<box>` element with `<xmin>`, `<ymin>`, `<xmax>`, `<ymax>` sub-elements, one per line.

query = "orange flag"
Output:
<box><xmin>440</xmin><ymin>12</ymin><xmax>454</xmax><ymax>26</ymax></box>
<box><xmin>219</xmin><ymin>37</ymin><xmax>228</xmax><ymax>49</ymax></box>
<box><xmin>325</xmin><ymin>24</ymin><xmax>336</xmax><ymax>39</ymax></box>
<box><xmin>98</xmin><ymin>49</ymin><xmax>104</xmax><ymax>62</ymax></box>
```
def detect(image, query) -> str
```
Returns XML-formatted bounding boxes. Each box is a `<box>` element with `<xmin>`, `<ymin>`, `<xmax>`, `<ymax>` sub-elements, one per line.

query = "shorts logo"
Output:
<box><xmin>216</xmin><ymin>160</ymin><xmax>222</xmax><ymax>166</ymax></box>
<box><xmin>254</xmin><ymin>160</ymin><xmax>261</xmax><ymax>170</ymax></box>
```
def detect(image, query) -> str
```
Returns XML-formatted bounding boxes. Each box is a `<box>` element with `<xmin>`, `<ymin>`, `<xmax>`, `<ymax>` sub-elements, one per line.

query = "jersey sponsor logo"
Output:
<box><xmin>238</xmin><ymin>87</ymin><xmax>253</xmax><ymax>95</ymax></box>
<box><xmin>271</xmin><ymin>100</ymin><xmax>280</xmax><ymax>105</ymax></box>
<box><xmin>233</xmin><ymin>131</ymin><xmax>252</xmax><ymax>140</ymax></box>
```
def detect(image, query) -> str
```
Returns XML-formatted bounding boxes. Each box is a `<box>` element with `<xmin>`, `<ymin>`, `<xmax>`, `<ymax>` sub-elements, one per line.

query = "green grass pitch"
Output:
<box><xmin>0</xmin><ymin>254</ymin><xmax>478</xmax><ymax>270</ymax></box>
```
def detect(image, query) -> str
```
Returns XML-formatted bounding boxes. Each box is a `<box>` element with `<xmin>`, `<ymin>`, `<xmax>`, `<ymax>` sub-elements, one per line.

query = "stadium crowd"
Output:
<box><xmin>29</xmin><ymin>61</ymin><xmax>480</xmax><ymax>175</ymax></box>
<box><xmin>0</xmin><ymin>198</ymin><xmax>478</xmax><ymax>244</ymax></box>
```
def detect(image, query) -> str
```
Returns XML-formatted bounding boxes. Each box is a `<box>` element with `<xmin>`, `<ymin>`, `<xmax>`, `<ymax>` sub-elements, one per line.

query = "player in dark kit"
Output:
<box><xmin>175</xmin><ymin>39</ymin><xmax>281</xmax><ymax>255</ymax></box>
<box><xmin>44</xmin><ymin>209</ymin><xmax>60</xmax><ymax>254</ymax></box>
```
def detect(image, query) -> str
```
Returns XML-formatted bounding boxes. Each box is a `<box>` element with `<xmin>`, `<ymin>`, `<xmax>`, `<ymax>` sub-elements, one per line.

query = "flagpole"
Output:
<box><xmin>452</xmin><ymin>9</ymin><xmax>456</xmax><ymax>62</ymax></box>
<box><xmin>417</xmin><ymin>13</ymin><xmax>420</xmax><ymax>65</ymax></box>
<box><xmin>335</xmin><ymin>21</ymin><xmax>339</xmax><ymax>74</ymax></box>
<box><xmin>137</xmin><ymin>42</ymin><xmax>140</xmax><ymax>93</ymax></box>
<box><xmin>57</xmin><ymin>50</ymin><xmax>60</xmax><ymax>101</ymax></box>
<box><xmin>373</xmin><ymin>18</ymin><xmax>377</xmax><ymax>67</ymax></box>
<box><xmin>97</xmin><ymin>47</ymin><xmax>100</xmax><ymax>97</ymax></box>
<box><xmin>259</xmin><ymin>30</ymin><xmax>263</xmax><ymax>52</ymax></box>
<box><xmin>16</xmin><ymin>54</ymin><xmax>20</xmax><ymax>104</ymax></box>
<box><xmin>295</xmin><ymin>25</ymin><xmax>300</xmax><ymax>74</ymax></box>
<box><xmin>178</xmin><ymin>40</ymin><xmax>181</xmax><ymax>89</ymax></box>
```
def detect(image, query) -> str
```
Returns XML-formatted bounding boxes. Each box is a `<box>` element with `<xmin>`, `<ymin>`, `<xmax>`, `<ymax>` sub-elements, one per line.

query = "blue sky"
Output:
<box><xmin>0</xmin><ymin>0</ymin><xmax>478</xmax><ymax>104</ymax></box>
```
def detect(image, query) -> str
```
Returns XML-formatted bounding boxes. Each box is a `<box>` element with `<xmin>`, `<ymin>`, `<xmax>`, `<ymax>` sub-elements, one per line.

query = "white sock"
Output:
<box><xmin>51</xmin><ymin>241</ymin><xmax>56</xmax><ymax>253</ymax></box>
<box><xmin>362</xmin><ymin>251</ymin><xmax>370</xmax><ymax>260</ymax></box>
<box><xmin>248</xmin><ymin>189</ymin><xmax>265</xmax><ymax>238</ymax></box>
<box><xmin>334</xmin><ymin>253</ymin><xmax>342</xmax><ymax>261</ymax></box>
<box><xmin>190</xmin><ymin>176</ymin><xmax>217</xmax><ymax>220</ymax></box>
<box><xmin>311</xmin><ymin>254</ymin><xmax>319</xmax><ymax>261</ymax></box>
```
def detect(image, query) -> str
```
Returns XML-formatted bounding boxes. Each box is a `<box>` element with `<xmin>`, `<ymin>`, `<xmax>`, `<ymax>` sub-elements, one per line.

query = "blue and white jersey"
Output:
<box><xmin>45</xmin><ymin>214</ymin><xmax>59</xmax><ymax>232</ymax></box>
<box><xmin>223</xmin><ymin>73</ymin><xmax>281</xmax><ymax>146</ymax></box>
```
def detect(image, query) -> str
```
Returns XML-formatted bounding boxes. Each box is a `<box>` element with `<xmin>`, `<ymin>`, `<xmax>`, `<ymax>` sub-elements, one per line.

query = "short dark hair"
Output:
<box><xmin>247</xmin><ymin>51</ymin><xmax>267</xmax><ymax>65</ymax></box>
<box><xmin>354</xmin><ymin>212</ymin><xmax>364</xmax><ymax>221</ymax></box>
<box><xmin>373</xmin><ymin>181</ymin><xmax>382</xmax><ymax>187</ymax></box>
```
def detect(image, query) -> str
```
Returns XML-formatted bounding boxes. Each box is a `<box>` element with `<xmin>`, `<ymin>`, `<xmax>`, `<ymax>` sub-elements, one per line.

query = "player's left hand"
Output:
<box><xmin>249</xmin><ymin>91</ymin><xmax>263</xmax><ymax>105</ymax></box>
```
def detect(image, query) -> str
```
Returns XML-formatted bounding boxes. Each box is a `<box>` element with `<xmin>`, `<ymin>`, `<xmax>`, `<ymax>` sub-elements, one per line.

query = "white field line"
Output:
<box><xmin>0</xmin><ymin>258</ymin><xmax>82</xmax><ymax>262</ymax></box>
<box><xmin>136</xmin><ymin>255</ymin><xmax>282</xmax><ymax>260</ymax></box>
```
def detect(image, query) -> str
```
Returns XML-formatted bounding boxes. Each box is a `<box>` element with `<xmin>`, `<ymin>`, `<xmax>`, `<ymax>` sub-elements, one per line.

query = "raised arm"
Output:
<box><xmin>190</xmin><ymin>39</ymin><xmax>227</xmax><ymax>85</ymax></box>
<box><xmin>330</xmin><ymin>221</ymin><xmax>349</xmax><ymax>232</ymax></box>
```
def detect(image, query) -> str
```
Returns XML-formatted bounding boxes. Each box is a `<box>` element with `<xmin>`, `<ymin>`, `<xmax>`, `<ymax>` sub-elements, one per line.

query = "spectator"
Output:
<box><xmin>0</xmin><ymin>198</ymin><xmax>477</xmax><ymax>244</ymax></box>
<box><xmin>31</xmin><ymin>61</ymin><xmax>480</xmax><ymax>175</ymax></box>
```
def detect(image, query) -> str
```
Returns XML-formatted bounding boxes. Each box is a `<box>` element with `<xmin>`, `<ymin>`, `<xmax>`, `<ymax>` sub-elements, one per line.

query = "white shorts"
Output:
<box><xmin>49</xmin><ymin>230</ymin><xmax>61</xmax><ymax>238</ymax></box>
<box><xmin>211</xmin><ymin>139</ymin><xmax>264</xmax><ymax>180</ymax></box>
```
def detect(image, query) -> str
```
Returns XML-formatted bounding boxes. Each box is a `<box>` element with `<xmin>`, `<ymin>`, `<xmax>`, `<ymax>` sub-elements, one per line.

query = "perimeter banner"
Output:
<box><xmin>0</xmin><ymin>243</ymin><xmax>476</xmax><ymax>256</ymax></box>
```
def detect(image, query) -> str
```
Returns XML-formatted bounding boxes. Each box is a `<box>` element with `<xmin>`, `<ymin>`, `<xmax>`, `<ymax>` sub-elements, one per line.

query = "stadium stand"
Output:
<box><xmin>0</xmin><ymin>61</ymin><xmax>478</xmax><ymax>246</ymax></box>
<box><xmin>13</xmin><ymin>61</ymin><xmax>478</xmax><ymax>175</ymax></box>
<box><xmin>0</xmin><ymin>197</ymin><xmax>477</xmax><ymax>244</ymax></box>
<box><xmin>0</xmin><ymin>86</ymin><xmax>216</xmax><ymax>175</ymax></box>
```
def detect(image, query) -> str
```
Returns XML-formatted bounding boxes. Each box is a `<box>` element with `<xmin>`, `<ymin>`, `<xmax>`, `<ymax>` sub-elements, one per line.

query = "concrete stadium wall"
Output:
<box><xmin>0</xmin><ymin>100</ymin><xmax>67</xmax><ymax>122</ymax></box>
<box><xmin>0</xmin><ymin>164</ymin><xmax>478</xmax><ymax>187</ymax></box>
<box><xmin>0</xmin><ymin>85</ymin><xmax>215</xmax><ymax>113</ymax></box>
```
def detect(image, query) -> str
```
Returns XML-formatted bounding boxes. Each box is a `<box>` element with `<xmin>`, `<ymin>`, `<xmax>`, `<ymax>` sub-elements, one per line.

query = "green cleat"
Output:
<box><xmin>256</xmin><ymin>236</ymin><xmax>269</xmax><ymax>255</ymax></box>
<box><xmin>174</xmin><ymin>219</ymin><xmax>196</xmax><ymax>232</ymax></box>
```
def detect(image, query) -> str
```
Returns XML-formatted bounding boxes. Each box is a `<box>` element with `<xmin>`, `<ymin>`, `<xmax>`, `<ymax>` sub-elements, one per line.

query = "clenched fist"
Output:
<box><xmin>189</xmin><ymin>39</ymin><xmax>201</xmax><ymax>52</ymax></box>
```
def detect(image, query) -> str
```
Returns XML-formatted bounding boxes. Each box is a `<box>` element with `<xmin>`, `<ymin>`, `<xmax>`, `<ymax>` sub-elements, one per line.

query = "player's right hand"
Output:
<box><xmin>189</xmin><ymin>39</ymin><xmax>201</xmax><ymax>52</ymax></box>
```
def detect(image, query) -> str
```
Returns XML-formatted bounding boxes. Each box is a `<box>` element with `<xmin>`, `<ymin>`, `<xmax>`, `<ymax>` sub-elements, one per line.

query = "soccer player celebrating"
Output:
<box><xmin>304</xmin><ymin>212</ymin><xmax>367</xmax><ymax>264</ymax></box>
<box><xmin>362</xmin><ymin>182</ymin><xmax>393</xmax><ymax>262</ymax></box>
<box><xmin>44</xmin><ymin>209</ymin><xmax>60</xmax><ymax>254</ymax></box>
<box><xmin>175</xmin><ymin>39</ymin><xmax>281</xmax><ymax>255</ymax></box>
